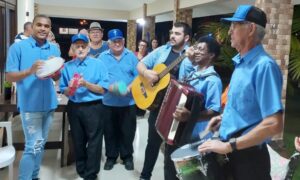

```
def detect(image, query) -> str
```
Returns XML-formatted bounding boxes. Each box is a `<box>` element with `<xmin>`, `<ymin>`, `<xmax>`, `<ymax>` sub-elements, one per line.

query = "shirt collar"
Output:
<box><xmin>74</xmin><ymin>57</ymin><xmax>88</xmax><ymax>67</ymax></box>
<box><xmin>165</xmin><ymin>42</ymin><xmax>189</xmax><ymax>55</ymax></box>
<box><xmin>193</xmin><ymin>66</ymin><xmax>216</xmax><ymax>77</ymax></box>
<box><xmin>28</xmin><ymin>36</ymin><xmax>50</xmax><ymax>49</ymax></box>
<box><xmin>191</xmin><ymin>66</ymin><xmax>217</xmax><ymax>78</ymax></box>
<box><xmin>232</xmin><ymin>44</ymin><xmax>264</xmax><ymax>65</ymax></box>
<box><xmin>106</xmin><ymin>48</ymin><xmax>129</xmax><ymax>58</ymax></box>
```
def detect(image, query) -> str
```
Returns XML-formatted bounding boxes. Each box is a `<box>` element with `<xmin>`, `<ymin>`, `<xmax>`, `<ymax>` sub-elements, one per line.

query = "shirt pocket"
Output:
<box><xmin>230</xmin><ymin>83</ymin><xmax>255</xmax><ymax>118</ymax></box>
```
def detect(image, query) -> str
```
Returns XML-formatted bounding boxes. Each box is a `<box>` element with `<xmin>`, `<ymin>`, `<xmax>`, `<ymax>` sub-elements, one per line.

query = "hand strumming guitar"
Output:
<box><xmin>142</xmin><ymin>69</ymin><xmax>159</xmax><ymax>85</ymax></box>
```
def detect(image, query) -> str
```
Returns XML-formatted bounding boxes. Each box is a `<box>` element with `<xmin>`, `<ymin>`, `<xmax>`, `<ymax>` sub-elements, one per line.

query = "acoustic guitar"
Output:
<box><xmin>131</xmin><ymin>54</ymin><xmax>187</xmax><ymax>110</ymax></box>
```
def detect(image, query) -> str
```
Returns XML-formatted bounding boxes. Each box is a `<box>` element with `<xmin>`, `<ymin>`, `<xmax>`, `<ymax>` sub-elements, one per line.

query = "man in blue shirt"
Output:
<box><xmin>88</xmin><ymin>22</ymin><xmax>109</xmax><ymax>58</ymax></box>
<box><xmin>60</xmin><ymin>33</ymin><xmax>109</xmax><ymax>180</ymax></box>
<box><xmin>14</xmin><ymin>21</ymin><xmax>33</xmax><ymax>43</ymax></box>
<box><xmin>6</xmin><ymin>14</ymin><xmax>60</xmax><ymax>180</ymax></box>
<box><xmin>98</xmin><ymin>29</ymin><xmax>139</xmax><ymax>171</ymax></box>
<box><xmin>137</xmin><ymin>22</ymin><xmax>194</xmax><ymax>180</ymax></box>
<box><xmin>198</xmin><ymin>5</ymin><xmax>283</xmax><ymax>180</ymax></box>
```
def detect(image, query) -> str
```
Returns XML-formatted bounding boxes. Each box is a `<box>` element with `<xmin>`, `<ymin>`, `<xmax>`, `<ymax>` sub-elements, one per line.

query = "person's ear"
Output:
<box><xmin>184</xmin><ymin>35</ymin><xmax>190</xmax><ymax>43</ymax></box>
<box><xmin>248</xmin><ymin>23</ymin><xmax>256</xmax><ymax>37</ymax></box>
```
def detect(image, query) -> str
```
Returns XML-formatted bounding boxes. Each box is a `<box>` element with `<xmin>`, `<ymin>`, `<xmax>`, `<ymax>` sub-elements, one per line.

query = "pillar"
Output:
<box><xmin>255</xmin><ymin>0</ymin><xmax>293</xmax><ymax>140</ymax></box>
<box><xmin>17</xmin><ymin>0</ymin><xmax>34</xmax><ymax>33</ymax></box>
<box><xmin>173</xmin><ymin>0</ymin><xmax>192</xmax><ymax>28</ymax></box>
<box><xmin>127</xmin><ymin>20</ymin><xmax>137</xmax><ymax>52</ymax></box>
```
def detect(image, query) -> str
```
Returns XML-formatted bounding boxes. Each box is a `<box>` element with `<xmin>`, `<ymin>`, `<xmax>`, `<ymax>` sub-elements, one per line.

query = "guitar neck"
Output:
<box><xmin>158</xmin><ymin>54</ymin><xmax>186</xmax><ymax>79</ymax></box>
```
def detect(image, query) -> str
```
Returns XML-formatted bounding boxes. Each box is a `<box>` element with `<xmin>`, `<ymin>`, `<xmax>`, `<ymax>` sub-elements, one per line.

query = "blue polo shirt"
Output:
<box><xmin>219</xmin><ymin>44</ymin><xmax>283</xmax><ymax>141</ymax></box>
<box><xmin>88</xmin><ymin>41</ymin><xmax>109</xmax><ymax>58</ymax></box>
<box><xmin>60</xmin><ymin>56</ymin><xmax>109</xmax><ymax>103</ymax></box>
<box><xmin>142</xmin><ymin>43</ymin><xmax>194</xmax><ymax>80</ymax></box>
<box><xmin>186</xmin><ymin>66</ymin><xmax>222</xmax><ymax>139</ymax></box>
<box><xmin>5</xmin><ymin>36</ymin><xmax>60</xmax><ymax>112</ymax></box>
<box><xmin>98</xmin><ymin>48</ymin><xmax>138</xmax><ymax>107</ymax></box>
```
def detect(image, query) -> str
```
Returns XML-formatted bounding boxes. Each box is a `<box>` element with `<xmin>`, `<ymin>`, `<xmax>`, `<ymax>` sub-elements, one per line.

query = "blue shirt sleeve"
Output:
<box><xmin>141</xmin><ymin>47</ymin><xmax>161</xmax><ymax>69</ymax></box>
<box><xmin>132</xmin><ymin>55</ymin><xmax>139</xmax><ymax>77</ymax></box>
<box><xmin>59</xmin><ymin>64</ymin><xmax>70</xmax><ymax>94</ymax></box>
<box><xmin>179</xmin><ymin>58</ymin><xmax>194</xmax><ymax>81</ymax></box>
<box><xmin>255</xmin><ymin>61</ymin><xmax>283</xmax><ymax>118</ymax></box>
<box><xmin>97</xmin><ymin>61</ymin><xmax>110</xmax><ymax>90</ymax></box>
<box><xmin>205</xmin><ymin>80</ymin><xmax>222</xmax><ymax>112</ymax></box>
<box><xmin>6</xmin><ymin>43</ymin><xmax>21</xmax><ymax>72</ymax></box>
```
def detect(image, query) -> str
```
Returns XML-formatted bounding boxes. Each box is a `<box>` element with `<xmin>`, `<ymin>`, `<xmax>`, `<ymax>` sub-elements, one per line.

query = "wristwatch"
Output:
<box><xmin>229</xmin><ymin>138</ymin><xmax>237</xmax><ymax>152</ymax></box>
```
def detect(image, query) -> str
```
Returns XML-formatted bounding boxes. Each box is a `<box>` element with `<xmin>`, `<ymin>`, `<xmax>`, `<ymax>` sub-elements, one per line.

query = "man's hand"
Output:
<box><xmin>30</xmin><ymin>60</ymin><xmax>44</xmax><ymax>74</ymax></box>
<box><xmin>206</xmin><ymin>115</ymin><xmax>222</xmax><ymax>132</ymax></box>
<box><xmin>198</xmin><ymin>139</ymin><xmax>232</xmax><ymax>155</ymax></box>
<box><xmin>295</xmin><ymin>137</ymin><xmax>300</xmax><ymax>152</ymax></box>
<box><xmin>78</xmin><ymin>77</ymin><xmax>87</xmax><ymax>87</ymax></box>
<box><xmin>143</xmin><ymin>69</ymin><xmax>159</xmax><ymax>85</ymax></box>
<box><xmin>173</xmin><ymin>106</ymin><xmax>191</xmax><ymax>122</ymax></box>
<box><xmin>185</xmin><ymin>46</ymin><xmax>196</xmax><ymax>62</ymax></box>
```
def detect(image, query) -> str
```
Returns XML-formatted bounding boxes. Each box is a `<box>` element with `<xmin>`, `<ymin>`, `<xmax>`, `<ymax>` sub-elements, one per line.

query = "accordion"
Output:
<box><xmin>155</xmin><ymin>79</ymin><xmax>204</xmax><ymax>145</ymax></box>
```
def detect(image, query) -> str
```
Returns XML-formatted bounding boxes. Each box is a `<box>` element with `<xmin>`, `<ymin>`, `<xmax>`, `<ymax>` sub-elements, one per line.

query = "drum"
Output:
<box><xmin>171</xmin><ymin>141</ymin><xmax>225</xmax><ymax>180</ymax></box>
<box><xmin>36</xmin><ymin>57</ymin><xmax>64</xmax><ymax>79</ymax></box>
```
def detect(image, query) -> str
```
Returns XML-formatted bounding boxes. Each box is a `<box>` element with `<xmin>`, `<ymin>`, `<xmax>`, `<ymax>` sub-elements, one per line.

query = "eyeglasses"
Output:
<box><xmin>73</xmin><ymin>44</ymin><xmax>88</xmax><ymax>49</ymax></box>
<box><xmin>89</xmin><ymin>30</ymin><xmax>102</xmax><ymax>34</ymax></box>
<box><xmin>230</xmin><ymin>21</ymin><xmax>251</xmax><ymax>29</ymax></box>
<box><xmin>139</xmin><ymin>44</ymin><xmax>147</xmax><ymax>47</ymax></box>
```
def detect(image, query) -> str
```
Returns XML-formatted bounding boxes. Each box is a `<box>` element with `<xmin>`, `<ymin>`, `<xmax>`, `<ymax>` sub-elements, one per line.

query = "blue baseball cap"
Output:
<box><xmin>71</xmin><ymin>33</ymin><xmax>89</xmax><ymax>43</ymax></box>
<box><xmin>108</xmin><ymin>29</ymin><xmax>124</xmax><ymax>41</ymax></box>
<box><xmin>221</xmin><ymin>5</ymin><xmax>267</xmax><ymax>28</ymax></box>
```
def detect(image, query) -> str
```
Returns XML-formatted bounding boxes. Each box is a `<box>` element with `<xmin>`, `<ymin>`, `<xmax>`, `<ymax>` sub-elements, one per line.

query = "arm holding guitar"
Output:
<box><xmin>137</xmin><ymin>62</ymin><xmax>159</xmax><ymax>84</ymax></box>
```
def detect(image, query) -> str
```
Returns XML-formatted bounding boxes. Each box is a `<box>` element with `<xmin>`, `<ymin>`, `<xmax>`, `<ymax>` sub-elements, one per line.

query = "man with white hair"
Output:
<box><xmin>98</xmin><ymin>29</ymin><xmax>138</xmax><ymax>171</ymax></box>
<box><xmin>198</xmin><ymin>5</ymin><xmax>283</xmax><ymax>180</ymax></box>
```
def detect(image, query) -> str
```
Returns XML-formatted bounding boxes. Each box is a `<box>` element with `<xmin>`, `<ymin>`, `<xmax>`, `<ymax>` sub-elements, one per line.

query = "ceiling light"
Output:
<box><xmin>136</xmin><ymin>18</ymin><xmax>146</xmax><ymax>26</ymax></box>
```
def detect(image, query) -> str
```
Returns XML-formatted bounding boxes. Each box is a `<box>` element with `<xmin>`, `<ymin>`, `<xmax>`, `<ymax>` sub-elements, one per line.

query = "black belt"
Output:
<box><xmin>68</xmin><ymin>99</ymin><xmax>102</xmax><ymax>106</ymax></box>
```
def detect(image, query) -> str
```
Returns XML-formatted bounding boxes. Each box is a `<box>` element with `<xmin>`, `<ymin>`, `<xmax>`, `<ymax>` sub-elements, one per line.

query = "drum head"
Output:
<box><xmin>36</xmin><ymin>57</ymin><xmax>64</xmax><ymax>78</ymax></box>
<box><xmin>171</xmin><ymin>142</ymin><xmax>201</xmax><ymax>161</ymax></box>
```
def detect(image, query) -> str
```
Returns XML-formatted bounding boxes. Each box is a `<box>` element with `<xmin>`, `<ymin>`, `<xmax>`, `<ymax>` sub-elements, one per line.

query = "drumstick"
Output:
<box><xmin>199</xmin><ymin>129</ymin><xmax>210</xmax><ymax>140</ymax></box>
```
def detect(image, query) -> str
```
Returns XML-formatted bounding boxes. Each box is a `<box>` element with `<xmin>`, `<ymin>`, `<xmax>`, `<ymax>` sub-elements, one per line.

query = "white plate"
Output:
<box><xmin>36</xmin><ymin>57</ymin><xmax>64</xmax><ymax>78</ymax></box>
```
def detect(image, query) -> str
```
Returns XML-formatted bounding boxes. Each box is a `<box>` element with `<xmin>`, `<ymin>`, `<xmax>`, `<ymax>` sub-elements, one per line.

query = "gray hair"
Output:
<box><xmin>254</xmin><ymin>24</ymin><xmax>266</xmax><ymax>42</ymax></box>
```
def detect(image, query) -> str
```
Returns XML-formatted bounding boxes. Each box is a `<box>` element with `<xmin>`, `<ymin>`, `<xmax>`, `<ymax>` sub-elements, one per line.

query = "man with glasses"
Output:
<box><xmin>60</xmin><ymin>33</ymin><xmax>109</xmax><ymax>180</ymax></box>
<box><xmin>137</xmin><ymin>22</ymin><xmax>194</xmax><ymax>180</ymax></box>
<box><xmin>198</xmin><ymin>5</ymin><xmax>283</xmax><ymax>180</ymax></box>
<box><xmin>173</xmin><ymin>35</ymin><xmax>223</xmax><ymax>180</ymax></box>
<box><xmin>88</xmin><ymin>22</ymin><xmax>109</xmax><ymax>58</ymax></box>
<box><xmin>98</xmin><ymin>29</ymin><xmax>139</xmax><ymax>171</ymax></box>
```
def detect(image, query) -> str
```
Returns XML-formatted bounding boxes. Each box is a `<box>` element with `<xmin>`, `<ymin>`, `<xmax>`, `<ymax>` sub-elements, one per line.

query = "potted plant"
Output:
<box><xmin>4</xmin><ymin>81</ymin><xmax>12</xmax><ymax>100</ymax></box>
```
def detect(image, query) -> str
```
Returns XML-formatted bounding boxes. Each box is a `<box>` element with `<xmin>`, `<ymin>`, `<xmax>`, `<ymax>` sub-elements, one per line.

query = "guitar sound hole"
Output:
<box><xmin>140</xmin><ymin>82</ymin><xmax>148</xmax><ymax>98</ymax></box>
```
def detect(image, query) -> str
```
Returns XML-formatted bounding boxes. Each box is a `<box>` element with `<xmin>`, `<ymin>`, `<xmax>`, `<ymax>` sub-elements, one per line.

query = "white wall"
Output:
<box><xmin>38</xmin><ymin>4</ymin><xmax>129</xmax><ymax>22</ymax></box>
<box><xmin>37</xmin><ymin>0</ymin><xmax>300</xmax><ymax>23</ymax></box>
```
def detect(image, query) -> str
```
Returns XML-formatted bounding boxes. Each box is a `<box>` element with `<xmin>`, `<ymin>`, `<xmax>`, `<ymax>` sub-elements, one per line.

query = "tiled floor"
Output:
<box><xmin>0</xmin><ymin>112</ymin><xmax>165</xmax><ymax>180</ymax></box>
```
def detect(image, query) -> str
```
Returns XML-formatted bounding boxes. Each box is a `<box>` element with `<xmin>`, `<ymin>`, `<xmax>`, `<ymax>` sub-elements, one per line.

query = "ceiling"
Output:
<box><xmin>35</xmin><ymin>0</ymin><xmax>157</xmax><ymax>11</ymax></box>
<box><xmin>35</xmin><ymin>0</ymin><xmax>300</xmax><ymax>23</ymax></box>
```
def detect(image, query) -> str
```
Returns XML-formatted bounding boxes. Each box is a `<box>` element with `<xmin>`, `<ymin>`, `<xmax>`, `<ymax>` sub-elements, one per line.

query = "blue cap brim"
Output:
<box><xmin>221</xmin><ymin>17</ymin><xmax>246</xmax><ymax>23</ymax></box>
<box><xmin>72</xmin><ymin>38</ymin><xmax>88</xmax><ymax>43</ymax></box>
<box><xmin>110</xmin><ymin>36</ymin><xmax>123</xmax><ymax>41</ymax></box>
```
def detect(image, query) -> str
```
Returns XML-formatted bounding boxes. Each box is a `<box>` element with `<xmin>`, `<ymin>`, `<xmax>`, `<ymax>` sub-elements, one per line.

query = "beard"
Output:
<box><xmin>171</xmin><ymin>39</ymin><xmax>185</xmax><ymax>51</ymax></box>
